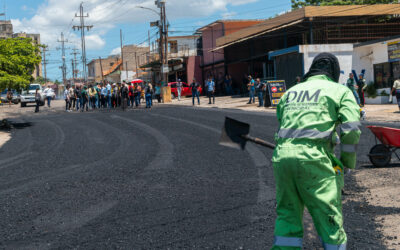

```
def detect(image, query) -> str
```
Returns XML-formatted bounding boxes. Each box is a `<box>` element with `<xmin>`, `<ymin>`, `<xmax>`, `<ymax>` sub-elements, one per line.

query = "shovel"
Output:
<box><xmin>219</xmin><ymin>117</ymin><xmax>275</xmax><ymax>150</ymax></box>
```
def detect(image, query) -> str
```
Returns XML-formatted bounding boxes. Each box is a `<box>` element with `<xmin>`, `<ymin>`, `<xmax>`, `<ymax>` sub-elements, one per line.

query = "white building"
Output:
<box><xmin>167</xmin><ymin>35</ymin><xmax>200</xmax><ymax>59</ymax></box>
<box><xmin>269</xmin><ymin>44</ymin><xmax>354</xmax><ymax>87</ymax></box>
<box><xmin>353</xmin><ymin>36</ymin><xmax>400</xmax><ymax>89</ymax></box>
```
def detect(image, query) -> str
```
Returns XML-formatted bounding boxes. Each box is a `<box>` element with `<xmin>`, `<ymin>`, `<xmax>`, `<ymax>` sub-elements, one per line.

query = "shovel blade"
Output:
<box><xmin>219</xmin><ymin>117</ymin><xmax>250</xmax><ymax>150</ymax></box>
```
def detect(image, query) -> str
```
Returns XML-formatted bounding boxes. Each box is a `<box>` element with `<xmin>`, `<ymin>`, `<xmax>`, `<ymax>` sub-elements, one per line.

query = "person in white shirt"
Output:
<box><xmin>176</xmin><ymin>79</ymin><xmax>183</xmax><ymax>101</ymax></box>
<box><xmin>43</xmin><ymin>85</ymin><xmax>54</xmax><ymax>107</ymax></box>
<box><xmin>63</xmin><ymin>86</ymin><xmax>70</xmax><ymax>112</ymax></box>
<box><xmin>391</xmin><ymin>79</ymin><xmax>400</xmax><ymax>111</ymax></box>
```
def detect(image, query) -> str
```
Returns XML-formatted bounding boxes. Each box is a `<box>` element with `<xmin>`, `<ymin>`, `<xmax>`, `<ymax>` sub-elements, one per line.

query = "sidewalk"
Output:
<box><xmin>166</xmin><ymin>96</ymin><xmax>400</xmax><ymax>123</ymax></box>
<box><xmin>0</xmin><ymin>100</ymin><xmax>64</xmax><ymax>120</ymax></box>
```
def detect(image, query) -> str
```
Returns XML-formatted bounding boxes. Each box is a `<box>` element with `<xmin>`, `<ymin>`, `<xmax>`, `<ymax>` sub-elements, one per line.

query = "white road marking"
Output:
<box><xmin>111</xmin><ymin>115</ymin><xmax>174</xmax><ymax>171</ymax></box>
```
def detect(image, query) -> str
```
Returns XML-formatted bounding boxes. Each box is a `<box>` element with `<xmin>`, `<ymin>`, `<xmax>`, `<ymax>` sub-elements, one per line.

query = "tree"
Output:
<box><xmin>0</xmin><ymin>38</ymin><xmax>42</xmax><ymax>90</ymax></box>
<box><xmin>33</xmin><ymin>76</ymin><xmax>46</xmax><ymax>85</ymax></box>
<box><xmin>292</xmin><ymin>0</ymin><xmax>397</xmax><ymax>9</ymax></box>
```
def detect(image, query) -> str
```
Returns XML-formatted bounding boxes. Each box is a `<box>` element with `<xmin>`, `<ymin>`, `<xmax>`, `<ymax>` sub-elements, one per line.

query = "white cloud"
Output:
<box><xmin>11</xmin><ymin>0</ymin><xmax>259</xmax><ymax>50</ymax></box>
<box><xmin>110</xmin><ymin>47</ymin><xmax>121</xmax><ymax>56</ymax></box>
<box><xmin>222</xmin><ymin>11</ymin><xmax>237</xmax><ymax>19</ymax></box>
<box><xmin>85</xmin><ymin>34</ymin><xmax>106</xmax><ymax>50</ymax></box>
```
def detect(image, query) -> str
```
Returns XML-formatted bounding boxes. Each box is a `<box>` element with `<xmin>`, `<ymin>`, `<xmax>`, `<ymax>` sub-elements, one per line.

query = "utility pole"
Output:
<box><xmin>135</xmin><ymin>51</ymin><xmax>139</xmax><ymax>79</ymax></box>
<box><xmin>57</xmin><ymin>32</ymin><xmax>68</xmax><ymax>86</ymax></box>
<box><xmin>71</xmin><ymin>59</ymin><xmax>75</xmax><ymax>84</ymax></box>
<box><xmin>155</xmin><ymin>0</ymin><xmax>168</xmax><ymax>85</ymax></box>
<box><xmin>70</xmin><ymin>48</ymin><xmax>80</xmax><ymax>83</ymax></box>
<box><xmin>42</xmin><ymin>45</ymin><xmax>49</xmax><ymax>83</ymax></box>
<box><xmin>125</xmin><ymin>61</ymin><xmax>128</xmax><ymax>80</ymax></box>
<box><xmin>73</xmin><ymin>2</ymin><xmax>93</xmax><ymax>84</ymax></box>
<box><xmin>99</xmin><ymin>56</ymin><xmax>104</xmax><ymax>83</ymax></box>
<box><xmin>148</xmin><ymin>30</ymin><xmax>151</xmax><ymax>63</ymax></box>
<box><xmin>120</xmin><ymin>29</ymin><xmax>124</xmax><ymax>82</ymax></box>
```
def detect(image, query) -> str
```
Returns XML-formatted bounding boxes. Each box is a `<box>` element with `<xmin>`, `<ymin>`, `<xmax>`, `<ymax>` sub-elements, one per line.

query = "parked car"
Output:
<box><xmin>0</xmin><ymin>89</ymin><xmax>20</xmax><ymax>104</ymax></box>
<box><xmin>20</xmin><ymin>84</ymin><xmax>46</xmax><ymax>107</ymax></box>
<box><xmin>168</xmin><ymin>82</ymin><xmax>203</xmax><ymax>99</ymax></box>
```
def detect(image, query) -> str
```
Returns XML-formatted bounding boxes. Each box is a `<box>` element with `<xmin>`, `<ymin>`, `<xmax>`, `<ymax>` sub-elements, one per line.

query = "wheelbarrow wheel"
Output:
<box><xmin>369</xmin><ymin>144</ymin><xmax>391</xmax><ymax>168</ymax></box>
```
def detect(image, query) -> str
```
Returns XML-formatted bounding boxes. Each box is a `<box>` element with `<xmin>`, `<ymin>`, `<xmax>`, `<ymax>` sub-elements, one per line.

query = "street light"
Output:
<box><xmin>135</xmin><ymin>6</ymin><xmax>160</xmax><ymax>16</ymax></box>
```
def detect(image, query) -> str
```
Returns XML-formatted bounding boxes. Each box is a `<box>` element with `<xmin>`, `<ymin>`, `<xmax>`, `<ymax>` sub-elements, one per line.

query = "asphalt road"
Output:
<box><xmin>0</xmin><ymin>105</ymin><xmax>393</xmax><ymax>249</ymax></box>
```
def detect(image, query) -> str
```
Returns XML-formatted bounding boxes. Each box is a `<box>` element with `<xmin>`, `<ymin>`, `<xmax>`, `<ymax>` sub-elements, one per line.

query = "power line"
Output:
<box><xmin>42</xmin><ymin>45</ymin><xmax>50</xmax><ymax>83</ymax></box>
<box><xmin>57</xmin><ymin>32</ymin><xmax>68</xmax><ymax>85</ymax></box>
<box><xmin>73</xmin><ymin>2</ymin><xmax>93</xmax><ymax>83</ymax></box>
<box><xmin>71</xmin><ymin>48</ymin><xmax>80</xmax><ymax>84</ymax></box>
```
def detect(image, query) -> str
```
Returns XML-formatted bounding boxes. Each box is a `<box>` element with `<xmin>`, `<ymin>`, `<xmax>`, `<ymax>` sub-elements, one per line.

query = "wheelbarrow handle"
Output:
<box><xmin>241</xmin><ymin>135</ymin><xmax>276</xmax><ymax>149</ymax></box>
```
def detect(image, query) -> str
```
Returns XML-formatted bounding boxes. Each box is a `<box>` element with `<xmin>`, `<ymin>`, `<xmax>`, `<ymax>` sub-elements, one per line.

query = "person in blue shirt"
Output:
<box><xmin>191</xmin><ymin>78</ymin><xmax>200</xmax><ymax>105</ymax></box>
<box><xmin>101</xmin><ymin>84</ymin><xmax>108</xmax><ymax>108</ymax></box>
<box><xmin>155</xmin><ymin>83</ymin><xmax>162</xmax><ymax>103</ymax></box>
<box><xmin>206</xmin><ymin>76</ymin><xmax>215</xmax><ymax>104</ymax></box>
<box><xmin>247</xmin><ymin>75</ymin><xmax>255</xmax><ymax>104</ymax></box>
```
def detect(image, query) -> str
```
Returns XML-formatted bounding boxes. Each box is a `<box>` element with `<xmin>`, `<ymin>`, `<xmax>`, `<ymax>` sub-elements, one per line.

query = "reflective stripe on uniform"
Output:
<box><xmin>341</xmin><ymin>144</ymin><xmax>357</xmax><ymax>153</ymax></box>
<box><xmin>274</xmin><ymin>236</ymin><xmax>303</xmax><ymax>247</ymax></box>
<box><xmin>340</xmin><ymin>121</ymin><xmax>361</xmax><ymax>133</ymax></box>
<box><xmin>278</xmin><ymin>128</ymin><xmax>332</xmax><ymax>139</ymax></box>
<box><xmin>323</xmin><ymin>242</ymin><xmax>347</xmax><ymax>250</ymax></box>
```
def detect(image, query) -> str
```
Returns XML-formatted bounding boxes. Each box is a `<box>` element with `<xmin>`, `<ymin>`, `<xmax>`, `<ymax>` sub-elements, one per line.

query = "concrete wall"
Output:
<box><xmin>122</xmin><ymin>45</ymin><xmax>149</xmax><ymax>72</ymax></box>
<box><xmin>0</xmin><ymin>20</ymin><xmax>13</xmax><ymax>38</ymax></box>
<box><xmin>202</xmin><ymin>23</ymin><xmax>225</xmax><ymax>66</ymax></box>
<box><xmin>120</xmin><ymin>71</ymin><xmax>136</xmax><ymax>82</ymax></box>
<box><xmin>168</xmin><ymin>36</ymin><xmax>199</xmax><ymax>59</ymax></box>
<box><xmin>300</xmin><ymin>44</ymin><xmax>354</xmax><ymax>85</ymax></box>
<box><xmin>186</xmin><ymin>56</ymin><xmax>202</xmax><ymax>85</ymax></box>
<box><xmin>87</xmin><ymin>56</ymin><xmax>120</xmax><ymax>83</ymax></box>
<box><xmin>352</xmin><ymin>38</ymin><xmax>400</xmax><ymax>85</ymax></box>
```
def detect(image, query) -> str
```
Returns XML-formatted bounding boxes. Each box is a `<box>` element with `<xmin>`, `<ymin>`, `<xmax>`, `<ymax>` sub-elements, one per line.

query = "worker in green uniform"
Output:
<box><xmin>346</xmin><ymin>73</ymin><xmax>360</xmax><ymax>105</ymax></box>
<box><xmin>272</xmin><ymin>53</ymin><xmax>361</xmax><ymax>250</ymax></box>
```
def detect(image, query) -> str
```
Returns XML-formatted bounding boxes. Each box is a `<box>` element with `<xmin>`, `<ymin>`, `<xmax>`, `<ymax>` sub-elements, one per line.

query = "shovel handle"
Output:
<box><xmin>242</xmin><ymin>135</ymin><xmax>275</xmax><ymax>149</ymax></box>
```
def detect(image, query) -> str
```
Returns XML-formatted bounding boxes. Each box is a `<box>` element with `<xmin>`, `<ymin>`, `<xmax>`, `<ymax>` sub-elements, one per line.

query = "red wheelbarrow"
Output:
<box><xmin>367</xmin><ymin>126</ymin><xmax>400</xmax><ymax>167</ymax></box>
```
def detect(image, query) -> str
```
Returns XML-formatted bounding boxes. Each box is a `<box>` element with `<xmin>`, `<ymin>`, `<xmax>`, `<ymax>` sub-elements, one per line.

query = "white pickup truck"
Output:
<box><xmin>20</xmin><ymin>84</ymin><xmax>46</xmax><ymax>107</ymax></box>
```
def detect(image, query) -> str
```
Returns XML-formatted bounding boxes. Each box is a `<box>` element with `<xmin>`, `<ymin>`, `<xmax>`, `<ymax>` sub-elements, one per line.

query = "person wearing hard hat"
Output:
<box><xmin>271</xmin><ymin>53</ymin><xmax>361</xmax><ymax>250</ymax></box>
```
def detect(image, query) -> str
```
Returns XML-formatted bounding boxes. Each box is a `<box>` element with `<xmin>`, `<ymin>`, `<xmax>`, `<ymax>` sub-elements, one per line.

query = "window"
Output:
<box><xmin>169</xmin><ymin>40</ymin><xmax>178</xmax><ymax>53</ymax></box>
<box><xmin>374</xmin><ymin>62</ymin><xmax>391</xmax><ymax>89</ymax></box>
<box><xmin>392</xmin><ymin>61</ymin><xmax>400</xmax><ymax>80</ymax></box>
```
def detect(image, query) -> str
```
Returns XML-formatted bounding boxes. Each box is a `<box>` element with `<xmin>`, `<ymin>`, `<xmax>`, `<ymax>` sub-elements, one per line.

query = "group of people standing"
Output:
<box><xmin>346</xmin><ymin>73</ymin><xmax>367</xmax><ymax>107</ymax></box>
<box><xmin>246</xmin><ymin>75</ymin><xmax>266</xmax><ymax>107</ymax></box>
<box><xmin>63</xmin><ymin>81</ymin><xmax>158</xmax><ymax>112</ymax></box>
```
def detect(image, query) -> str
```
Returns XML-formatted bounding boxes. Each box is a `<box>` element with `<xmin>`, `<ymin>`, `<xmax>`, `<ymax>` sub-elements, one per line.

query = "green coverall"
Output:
<box><xmin>272</xmin><ymin>75</ymin><xmax>361</xmax><ymax>249</ymax></box>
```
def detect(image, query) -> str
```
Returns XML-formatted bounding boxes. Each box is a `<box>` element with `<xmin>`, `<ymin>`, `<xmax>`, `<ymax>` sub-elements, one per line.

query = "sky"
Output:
<box><xmin>7</xmin><ymin>0</ymin><xmax>292</xmax><ymax>81</ymax></box>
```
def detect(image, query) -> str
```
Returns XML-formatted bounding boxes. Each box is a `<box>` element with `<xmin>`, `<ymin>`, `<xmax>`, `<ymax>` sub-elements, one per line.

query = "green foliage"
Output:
<box><xmin>365</xmin><ymin>81</ymin><xmax>377</xmax><ymax>98</ymax></box>
<box><xmin>33</xmin><ymin>76</ymin><xmax>46</xmax><ymax>84</ymax></box>
<box><xmin>380</xmin><ymin>90</ymin><xmax>389</xmax><ymax>96</ymax></box>
<box><xmin>0</xmin><ymin>38</ymin><xmax>42</xmax><ymax>90</ymax></box>
<box><xmin>291</xmin><ymin>0</ymin><xmax>396</xmax><ymax>9</ymax></box>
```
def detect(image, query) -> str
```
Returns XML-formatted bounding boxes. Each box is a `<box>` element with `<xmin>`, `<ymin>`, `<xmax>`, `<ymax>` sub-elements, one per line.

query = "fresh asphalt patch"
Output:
<box><xmin>0</xmin><ymin>106</ymin><xmax>397</xmax><ymax>249</ymax></box>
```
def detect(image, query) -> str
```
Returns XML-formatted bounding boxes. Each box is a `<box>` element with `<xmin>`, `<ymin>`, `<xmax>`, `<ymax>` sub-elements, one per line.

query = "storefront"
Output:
<box><xmin>353</xmin><ymin>35</ymin><xmax>400</xmax><ymax>89</ymax></box>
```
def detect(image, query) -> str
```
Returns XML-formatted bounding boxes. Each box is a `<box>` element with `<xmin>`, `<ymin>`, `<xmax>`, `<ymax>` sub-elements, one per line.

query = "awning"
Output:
<box><xmin>211</xmin><ymin>19</ymin><xmax>303</xmax><ymax>52</ymax></box>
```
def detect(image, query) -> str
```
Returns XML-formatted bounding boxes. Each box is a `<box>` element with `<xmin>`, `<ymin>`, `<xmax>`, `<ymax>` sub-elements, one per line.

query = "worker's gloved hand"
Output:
<box><xmin>344</xmin><ymin>168</ymin><xmax>352</xmax><ymax>175</ymax></box>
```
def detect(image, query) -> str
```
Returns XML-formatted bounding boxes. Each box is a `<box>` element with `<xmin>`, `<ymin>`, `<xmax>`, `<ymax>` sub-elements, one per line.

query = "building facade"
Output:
<box><xmin>87</xmin><ymin>56</ymin><xmax>120</xmax><ymax>83</ymax></box>
<box><xmin>353</xmin><ymin>36</ymin><xmax>400</xmax><ymax>90</ymax></box>
<box><xmin>1</xmin><ymin>21</ymin><xmax>42</xmax><ymax>79</ymax></box>
<box><xmin>13</xmin><ymin>32</ymin><xmax>42</xmax><ymax>79</ymax></box>
<box><xmin>142</xmin><ymin>35</ymin><xmax>202</xmax><ymax>84</ymax></box>
<box><xmin>215</xmin><ymin>4</ymin><xmax>400</xmax><ymax>91</ymax></box>
<box><xmin>197</xmin><ymin>20</ymin><xmax>263</xmax><ymax>92</ymax></box>
<box><xmin>121</xmin><ymin>45</ymin><xmax>149</xmax><ymax>82</ymax></box>
<box><xmin>0</xmin><ymin>20</ymin><xmax>13</xmax><ymax>38</ymax></box>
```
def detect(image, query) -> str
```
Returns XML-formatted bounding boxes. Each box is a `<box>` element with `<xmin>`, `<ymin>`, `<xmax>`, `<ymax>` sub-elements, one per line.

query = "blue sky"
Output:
<box><xmin>8</xmin><ymin>0</ymin><xmax>292</xmax><ymax>81</ymax></box>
